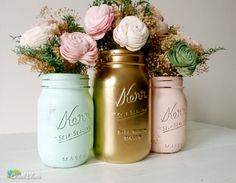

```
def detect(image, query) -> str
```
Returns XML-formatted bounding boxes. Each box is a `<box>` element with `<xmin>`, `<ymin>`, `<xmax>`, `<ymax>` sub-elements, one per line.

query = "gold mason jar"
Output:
<box><xmin>94</xmin><ymin>49</ymin><xmax>150</xmax><ymax>163</ymax></box>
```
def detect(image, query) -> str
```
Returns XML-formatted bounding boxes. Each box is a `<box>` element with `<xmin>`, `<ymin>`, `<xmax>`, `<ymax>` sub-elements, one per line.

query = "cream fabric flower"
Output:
<box><xmin>113</xmin><ymin>16</ymin><xmax>149</xmax><ymax>52</ymax></box>
<box><xmin>20</xmin><ymin>23</ymin><xmax>58</xmax><ymax>48</ymax></box>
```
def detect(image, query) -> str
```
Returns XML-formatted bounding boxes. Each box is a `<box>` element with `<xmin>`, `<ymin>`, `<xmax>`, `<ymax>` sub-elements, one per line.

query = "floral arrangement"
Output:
<box><xmin>85</xmin><ymin>0</ymin><xmax>224</xmax><ymax>77</ymax></box>
<box><xmin>13</xmin><ymin>0</ymin><xmax>224</xmax><ymax>76</ymax></box>
<box><xmin>13</xmin><ymin>7</ymin><xmax>98</xmax><ymax>74</ymax></box>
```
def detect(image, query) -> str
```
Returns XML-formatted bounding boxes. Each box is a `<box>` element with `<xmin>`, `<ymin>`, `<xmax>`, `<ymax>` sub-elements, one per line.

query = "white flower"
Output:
<box><xmin>113</xmin><ymin>16</ymin><xmax>149</xmax><ymax>52</ymax></box>
<box><xmin>20</xmin><ymin>23</ymin><xmax>58</xmax><ymax>48</ymax></box>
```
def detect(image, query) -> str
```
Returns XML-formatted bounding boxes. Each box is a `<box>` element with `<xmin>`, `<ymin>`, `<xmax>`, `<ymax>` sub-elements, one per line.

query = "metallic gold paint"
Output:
<box><xmin>94</xmin><ymin>50</ymin><xmax>150</xmax><ymax>163</ymax></box>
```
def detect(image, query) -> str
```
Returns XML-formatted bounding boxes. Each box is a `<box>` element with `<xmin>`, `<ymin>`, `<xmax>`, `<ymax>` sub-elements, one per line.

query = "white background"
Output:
<box><xmin>0</xmin><ymin>0</ymin><xmax>235</xmax><ymax>134</ymax></box>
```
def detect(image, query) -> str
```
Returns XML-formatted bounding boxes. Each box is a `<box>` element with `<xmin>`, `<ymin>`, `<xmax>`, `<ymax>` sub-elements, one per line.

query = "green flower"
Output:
<box><xmin>167</xmin><ymin>41</ymin><xmax>199</xmax><ymax>76</ymax></box>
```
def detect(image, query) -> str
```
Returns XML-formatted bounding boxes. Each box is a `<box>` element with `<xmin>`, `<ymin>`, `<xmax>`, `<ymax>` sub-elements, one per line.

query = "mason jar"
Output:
<box><xmin>151</xmin><ymin>77</ymin><xmax>187</xmax><ymax>153</ymax></box>
<box><xmin>38</xmin><ymin>74</ymin><xmax>93</xmax><ymax>168</ymax></box>
<box><xmin>94</xmin><ymin>50</ymin><xmax>150</xmax><ymax>163</ymax></box>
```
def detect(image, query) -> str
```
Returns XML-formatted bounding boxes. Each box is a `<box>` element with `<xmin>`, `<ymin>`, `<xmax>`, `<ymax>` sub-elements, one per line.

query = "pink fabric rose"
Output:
<box><xmin>153</xmin><ymin>10</ymin><xmax>164</xmax><ymax>21</ymax></box>
<box><xmin>84</xmin><ymin>4</ymin><xmax>114</xmax><ymax>40</ymax></box>
<box><xmin>59</xmin><ymin>32</ymin><xmax>98</xmax><ymax>66</ymax></box>
<box><xmin>151</xmin><ymin>8</ymin><xmax>168</xmax><ymax>35</ymax></box>
<box><xmin>182</xmin><ymin>35</ymin><xmax>202</xmax><ymax>48</ymax></box>
<box><xmin>157</xmin><ymin>21</ymin><xmax>168</xmax><ymax>35</ymax></box>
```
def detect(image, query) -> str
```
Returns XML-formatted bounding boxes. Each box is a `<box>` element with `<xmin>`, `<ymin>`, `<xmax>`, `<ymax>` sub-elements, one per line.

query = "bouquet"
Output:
<box><xmin>85</xmin><ymin>0</ymin><xmax>224</xmax><ymax>76</ymax></box>
<box><xmin>12</xmin><ymin>0</ymin><xmax>224</xmax><ymax>77</ymax></box>
<box><xmin>13</xmin><ymin>7</ymin><xmax>98</xmax><ymax>74</ymax></box>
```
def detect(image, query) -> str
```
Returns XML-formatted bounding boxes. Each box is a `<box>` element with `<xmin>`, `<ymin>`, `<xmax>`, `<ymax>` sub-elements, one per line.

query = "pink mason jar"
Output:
<box><xmin>151</xmin><ymin>77</ymin><xmax>187</xmax><ymax>153</ymax></box>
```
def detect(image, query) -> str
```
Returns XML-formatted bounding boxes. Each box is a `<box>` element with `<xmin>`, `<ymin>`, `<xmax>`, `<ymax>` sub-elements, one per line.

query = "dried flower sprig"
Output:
<box><xmin>37</xmin><ymin>6</ymin><xmax>80</xmax><ymax>21</ymax></box>
<box><xmin>18</xmin><ymin>55</ymin><xmax>56</xmax><ymax>74</ymax></box>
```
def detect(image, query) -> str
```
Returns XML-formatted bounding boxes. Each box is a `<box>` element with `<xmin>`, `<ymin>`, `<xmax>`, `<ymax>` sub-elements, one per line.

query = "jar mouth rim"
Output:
<box><xmin>41</xmin><ymin>73</ymin><xmax>89</xmax><ymax>80</ymax></box>
<box><xmin>41</xmin><ymin>74</ymin><xmax>89</xmax><ymax>88</ymax></box>
<box><xmin>151</xmin><ymin>76</ymin><xmax>184</xmax><ymax>88</ymax></box>
<box><xmin>102</xmin><ymin>49</ymin><xmax>145</xmax><ymax>65</ymax></box>
<box><xmin>41</xmin><ymin>86</ymin><xmax>90</xmax><ymax>89</ymax></box>
<box><xmin>108</xmin><ymin>49</ymin><xmax>144</xmax><ymax>56</ymax></box>
<box><xmin>151</xmin><ymin>76</ymin><xmax>183</xmax><ymax>81</ymax></box>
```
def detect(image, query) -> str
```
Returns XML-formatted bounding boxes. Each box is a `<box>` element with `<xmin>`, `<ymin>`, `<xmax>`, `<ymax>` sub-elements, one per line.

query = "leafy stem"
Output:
<box><xmin>198</xmin><ymin>47</ymin><xmax>225</xmax><ymax>63</ymax></box>
<box><xmin>62</xmin><ymin>15</ymin><xmax>85</xmax><ymax>33</ymax></box>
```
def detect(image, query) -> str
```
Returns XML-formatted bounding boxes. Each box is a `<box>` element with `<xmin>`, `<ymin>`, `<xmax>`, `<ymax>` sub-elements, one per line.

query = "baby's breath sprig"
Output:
<box><xmin>92</xmin><ymin>0</ymin><xmax>116</xmax><ymax>6</ymax></box>
<box><xmin>38</xmin><ymin>6</ymin><xmax>80</xmax><ymax>21</ymax></box>
<box><xmin>199</xmin><ymin>47</ymin><xmax>225</xmax><ymax>62</ymax></box>
<box><xmin>91</xmin><ymin>0</ymin><xmax>152</xmax><ymax>17</ymax></box>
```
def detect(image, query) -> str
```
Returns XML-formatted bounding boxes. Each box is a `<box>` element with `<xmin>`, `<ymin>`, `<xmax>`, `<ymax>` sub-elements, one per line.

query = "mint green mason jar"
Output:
<box><xmin>38</xmin><ymin>74</ymin><xmax>93</xmax><ymax>168</ymax></box>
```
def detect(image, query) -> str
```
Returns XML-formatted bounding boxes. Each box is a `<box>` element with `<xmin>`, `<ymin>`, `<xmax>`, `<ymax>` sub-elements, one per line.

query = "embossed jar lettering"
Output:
<box><xmin>57</xmin><ymin>105</ymin><xmax>89</xmax><ymax>130</ymax></box>
<box><xmin>116</xmin><ymin>83</ymin><xmax>148</xmax><ymax>107</ymax></box>
<box><xmin>94</xmin><ymin>50</ymin><xmax>150</xmax><ymax>163</ymax></box>
<box><xmin>161</xmin><ymin>103</ymin><xmax>185</xmax><ymax>122</ymax></box>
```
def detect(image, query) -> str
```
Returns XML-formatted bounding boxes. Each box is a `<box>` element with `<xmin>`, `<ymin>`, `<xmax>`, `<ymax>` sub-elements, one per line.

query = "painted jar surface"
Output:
<box><xmin>38</xmin><ymin>74</ymin><xmax>93</xmax><ymax>168</ymax></box>
<box><xmin>94</xmin><ymin>50</ymin><xmax>150</xmax><ymax>163</ymax></box>
<box><xmin>151</xmin><ymin>77</ymin><xmax>187</xmax><ymax>153</ymax></box>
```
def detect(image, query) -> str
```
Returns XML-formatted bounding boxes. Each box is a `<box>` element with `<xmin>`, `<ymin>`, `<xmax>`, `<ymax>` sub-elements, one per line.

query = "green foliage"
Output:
<box><xmin>134</xmin><ymin>0</ymin><xmax>153</xmax><ymax>16</ymax></box>
<box><xmin>74</xmin><ymin>62</ymin><xmax>87</xmax><ymax>74</ymax></box>
<box><xmin>62</xmin><ymin>15</ymin><xmax>85</xmax><ymax>33</ymax></box>
<box><xmin>168</xmin><ymin>25</ymin><xmax>175</xmax><ymax>33</ymax></box>
<box><xmin>92</xmin><ymin>0</ymin><xmax>115</xmax><ymax>6</ymax></box>
<box><xmin>91</xmin><ymin>0</ymin><xmax>152</xmax><ymax>16</ymax></box>
<box><xmin>91</xmin><ymin>0</ymin><xmax>133</xmax><ymax>7</ymax></box>
<box><xmin>204</xmin><ymin>47</ymin><xmax>225</xmax><ymax>57</ymax></box>
<box><xmin>15</xmin><ymin>37</ymin><xmax>65</xmax><ymax>73</ymax></box>
<box><xmin>144</xmin><ymin>3</ymin><xmax>152</xmax><ymax>16</ymax></box>
<box><xmin>14</xmin><ymin>36</ymin><xmax>88</xmax><ymax>74</ymax></box>
<box><xmin>199</xmin><ymin>47</ymin><xmax>225</xmax><ymax>63</ymax></box>
<box><xmin>122</xmin><ymin>0</ymin><xmax>133</xmax><ymax>7</ymax></box>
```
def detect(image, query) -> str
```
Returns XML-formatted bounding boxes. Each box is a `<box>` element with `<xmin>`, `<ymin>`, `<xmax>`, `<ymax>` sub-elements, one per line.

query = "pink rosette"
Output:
<box><xmin>157</xmin><ymin>21</ymin><xmax>168</xmax><ymax>35</ymax></box>
<box><xmin>59</xmin><ymin>32</ymin><xmax>98</xmax><ymax>66</ymax></box>
<box><xmin>152</xmin><ymin>8</ymin><xmax>168</xmax><ymax>35</ymax></box>
<box><xmin>84</xmin><ymin>4</ymin><xmax>114</xmax><ymax>40</ymax></box>
<box><xmin>153</xmin><ymin>10</ymin><xmax>164</xmax><ymax>21</ymax></box>
<box><xmin>181</xmin><ymin>35</ymin><xmax>202</xmax><ymax>48</ymax></box>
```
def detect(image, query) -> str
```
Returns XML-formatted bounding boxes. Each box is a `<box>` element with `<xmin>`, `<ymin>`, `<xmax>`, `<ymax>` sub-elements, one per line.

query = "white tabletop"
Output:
<box><xmin>0</xmin><ymin>121</ymin><xmax>236</xmax><ymax>183</ymax></box>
